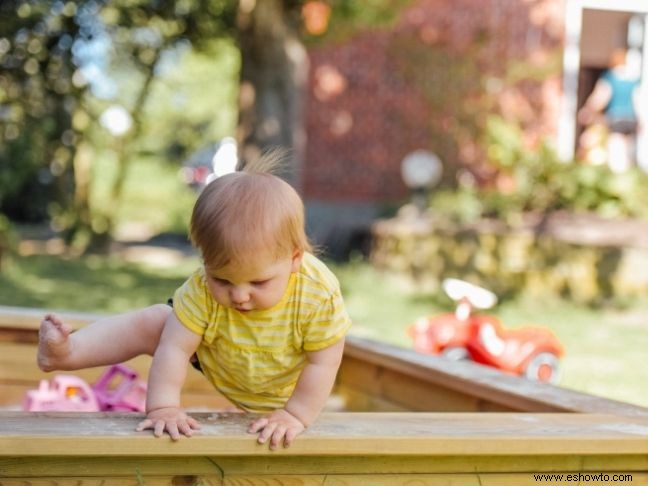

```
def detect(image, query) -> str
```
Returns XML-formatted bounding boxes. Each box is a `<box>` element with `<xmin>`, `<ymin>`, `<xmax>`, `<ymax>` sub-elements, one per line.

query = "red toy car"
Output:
<box><xmin>409</xmin><ymin>278</ymin><xmax>564</xmax><ymax>383</ymax></box>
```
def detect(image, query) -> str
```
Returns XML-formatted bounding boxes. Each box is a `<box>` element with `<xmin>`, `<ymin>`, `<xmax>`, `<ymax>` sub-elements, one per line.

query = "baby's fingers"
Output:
<box><xmin>283</xmin><ymin>427</ymin><xmax>299</xmax><ymax>448</ymax></box>
<box><xmin>186</xmin><ymin>416</ymin><xmax>202</xmax><ymax>430</ymax></box>
<box><xmin>165</xmin><ymin>422</ymin><xmax>181</xmax><ymax>441</ymax></box>
<box><xmin>248</xmin><ymin>417</ymin><xmax>269</xmax><ymax>434</ymax></box>
<box><xmin>270</xmin><ymin>424</ymin><xmax>287</xmax><ymax>450</ymax></box>
<box><xmin>153</xmin><ymin>420</ymin><xmax>167</xmax><ymax>438</ymax></box>
<box><xmin>257</xmin><ymin>422</ymin><xmax>277</xmax><ymax>445</ymax></box>
<box><xmin>135</xmin><ymin>418</ymin><xmax>153</xmax><ymax>432</ymax></box>
<box><xmin>178</xmin><ymin>420</ymin><xmax>196</xmax><ymax>437</ymax></box>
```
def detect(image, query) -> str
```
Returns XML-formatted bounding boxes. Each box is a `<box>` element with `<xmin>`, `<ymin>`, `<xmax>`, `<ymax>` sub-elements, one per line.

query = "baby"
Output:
<box><xmin>38</xmin><ymin>152</ymin><xmax>351</xmax><ymax>449</ymax></box>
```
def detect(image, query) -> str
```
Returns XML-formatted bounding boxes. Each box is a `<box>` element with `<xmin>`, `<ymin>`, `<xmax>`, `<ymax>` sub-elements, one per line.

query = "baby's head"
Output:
<box><xmin>190</xmin><ymin>151</ymin><xmax>312</xmax><ymax>311</ymax></box>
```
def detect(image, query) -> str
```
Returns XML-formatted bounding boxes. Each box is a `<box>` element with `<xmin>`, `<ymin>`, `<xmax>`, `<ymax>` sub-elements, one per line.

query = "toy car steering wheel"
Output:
<box><xmin>442</xmin><ymin>278</ymin><xmax>497</xmax><ymax>309</ymax></box>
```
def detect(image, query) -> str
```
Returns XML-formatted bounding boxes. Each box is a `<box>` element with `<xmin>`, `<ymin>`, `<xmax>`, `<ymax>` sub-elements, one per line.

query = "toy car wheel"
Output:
<box><xmin>441</xmin><ymin>346</ymin><xmax>470</xmax><ymax>361</ymax></box>
<box><xmin>524</xmin><ymin>352</ymin><xmax>561</xmax><ymax>384</ymax></box>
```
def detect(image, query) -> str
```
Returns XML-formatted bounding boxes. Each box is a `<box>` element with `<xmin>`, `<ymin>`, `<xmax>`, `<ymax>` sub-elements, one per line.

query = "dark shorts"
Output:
<box><xmin>608</xmin><ymin>118</ymin><xmax>637</xmax><ymax>135</ymax></box>
<box><xmin>166</xmin><ymin>298</ymin><xmax>204</xmax><ymax>374</ymax></box>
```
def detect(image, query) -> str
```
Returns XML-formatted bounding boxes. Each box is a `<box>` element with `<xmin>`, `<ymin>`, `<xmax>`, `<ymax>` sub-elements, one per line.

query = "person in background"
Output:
<box><xmin>578</xmin><ymin>48</ymin><xmax>641</xmax><ymax>173</ymax></box>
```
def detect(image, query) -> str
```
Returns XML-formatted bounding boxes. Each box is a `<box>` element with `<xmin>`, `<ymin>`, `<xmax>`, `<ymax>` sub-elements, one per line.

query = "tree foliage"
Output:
<box><xmin>0</xmin><ymin>0</ymin><xmax>239</xmax><ymax>246</ymax></box>
<box><xmin>0</xmin><ymin>1</ymin><xmax>83</xmax><ymax>222</ymax></box>
<box><xmin>1</xmin><ymin>0</ymin><xmax>396</xmax><ymax>248</ymax></box>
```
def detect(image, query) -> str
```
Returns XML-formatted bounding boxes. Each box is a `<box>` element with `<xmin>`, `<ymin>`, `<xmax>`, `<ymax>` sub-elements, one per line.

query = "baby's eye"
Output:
<box><xmin>211</xmin><ymin>277</ymin><xmax>230</xmax><ymax>285</ymax></box>
<box><xmin>251</xmin><ymin>279</ymin><xmax>270</xmax><ymax>286</ymax></box>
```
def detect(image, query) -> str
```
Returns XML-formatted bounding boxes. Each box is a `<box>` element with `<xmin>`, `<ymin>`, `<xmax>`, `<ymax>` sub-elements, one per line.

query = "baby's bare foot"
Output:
<box><xmin>37</xmin><ymin>314</ymin><xmax>73</xmax><ymax>371</ymax></box>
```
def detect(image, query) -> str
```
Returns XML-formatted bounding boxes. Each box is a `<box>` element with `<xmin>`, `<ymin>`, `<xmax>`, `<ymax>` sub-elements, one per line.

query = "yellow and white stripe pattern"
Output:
<box><xmin>173</xmin><ymin>252</ymin><xmax>351</xmax><ymax>412</ymax></box>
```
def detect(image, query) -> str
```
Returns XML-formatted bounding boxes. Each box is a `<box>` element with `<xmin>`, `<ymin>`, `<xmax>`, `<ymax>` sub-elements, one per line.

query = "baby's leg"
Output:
<box><xmin>38</xmin><ymin>304</ymin><xmax>172</xmax><ymax>371</ymax></box>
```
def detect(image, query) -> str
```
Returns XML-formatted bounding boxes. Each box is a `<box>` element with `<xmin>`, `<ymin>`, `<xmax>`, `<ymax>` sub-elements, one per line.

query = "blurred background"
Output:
<box><xmin>1</xmin><ymin>0</ymin><xmax>647</xmax><ymax>406</ymax></box>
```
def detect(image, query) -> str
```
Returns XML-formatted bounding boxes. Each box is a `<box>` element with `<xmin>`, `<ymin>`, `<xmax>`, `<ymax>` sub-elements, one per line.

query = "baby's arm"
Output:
<box><xmin>248</xmin><ymin>337</ymin><xmax>345</xmax><ymax>449</ymax></box>
<box><xmin>136</xmin><ymin>312</ymin><xmax>202</xmax><ymax>440</ymax></box>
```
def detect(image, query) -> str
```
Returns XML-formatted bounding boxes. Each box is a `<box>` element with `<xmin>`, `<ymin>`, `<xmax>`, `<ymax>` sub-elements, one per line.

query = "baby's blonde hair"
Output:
<box><xmin>190</xmin><ymin>149</ymin><xmax>312</xmax><ymax>270</ymax></box>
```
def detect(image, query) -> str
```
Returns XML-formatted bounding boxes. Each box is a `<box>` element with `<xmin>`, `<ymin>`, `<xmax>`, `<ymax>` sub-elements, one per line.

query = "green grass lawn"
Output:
<box><xmin>2</xmin><ymin>249</ymin><xmax>647</xmax><ymax>408</ymax></box>
<box><xmin>0</xmin><ymin>251</ymin><xmax>199</xmax><ymax>312</ymax></box>
<box><xmin>91</xmin><ymin>156</ymin><xmax>198</xmax><ymax>237</ymax></box>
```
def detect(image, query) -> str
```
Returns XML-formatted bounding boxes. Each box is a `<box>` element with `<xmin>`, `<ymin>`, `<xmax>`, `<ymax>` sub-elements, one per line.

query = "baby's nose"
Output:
<box><xmin>230</xmin><ymin>287</ymin><xmax>250</xmax><ymax>304</ymax></box>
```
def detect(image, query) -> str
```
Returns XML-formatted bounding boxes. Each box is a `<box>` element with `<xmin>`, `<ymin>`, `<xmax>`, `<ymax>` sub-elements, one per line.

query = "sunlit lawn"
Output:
<box><xmin>92</xmin><ymin>156</ymin><xmax>198</xmax><ymax>237</ymax></box>
<box><xmin>0</xmin><ymin>252</ymin><xmax>199</xmax><ymax>313</ymax></box>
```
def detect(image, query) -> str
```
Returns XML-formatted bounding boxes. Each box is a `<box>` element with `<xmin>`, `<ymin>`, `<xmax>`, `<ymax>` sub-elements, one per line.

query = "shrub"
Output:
<box><xmin>430</xmin><ymin>116</ymin><xmax>648</xmax><ymax>223</ymax></box>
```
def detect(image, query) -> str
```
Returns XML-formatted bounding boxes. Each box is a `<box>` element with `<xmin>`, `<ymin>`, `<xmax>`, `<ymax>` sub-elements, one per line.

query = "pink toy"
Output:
<box><xmin>23</xmin><ymin>375</ymin><xmax>100</xmax><ymax>412</ymax></box>
<box><xmin>91</xmin><ymin>364</ymin><xmax>147</xmax><ymax>412</ymax></box>
<box><xmin>23</xmin><ymin>364</ymin><xmax>147</xmax><ymax>412</ymax></box>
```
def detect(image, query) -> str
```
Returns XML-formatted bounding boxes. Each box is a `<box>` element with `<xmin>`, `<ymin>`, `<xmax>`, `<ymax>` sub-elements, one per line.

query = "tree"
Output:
<box><xmin>0</xmin><ymin>1</ymin><xmax>85</xmax><ymax>223</ymax></box>
<box><xmin>1</xmin><ymin>0</ymin><xmax>239</xmax><ymax>248</ymax></box>
<box><xmin>236</xmin><ymin>0</ymin><xmax>308</xmax><ymax>189</ymax></box>
<box><xmin>1</xmin><ymin>0</ymin><xmax>385</xmax><ymax>249</ymax></box>
<box><xmin>70</xmin><ymin>0</ymin><xmax>238</xmax><ymax>249</ymax></box>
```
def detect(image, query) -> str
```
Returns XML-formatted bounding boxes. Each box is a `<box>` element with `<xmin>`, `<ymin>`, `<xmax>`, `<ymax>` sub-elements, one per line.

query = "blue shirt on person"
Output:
<box><xmin>602</xmin><ymin>70</ymin><xmax>639</xmax><ymax>122</ymax></box>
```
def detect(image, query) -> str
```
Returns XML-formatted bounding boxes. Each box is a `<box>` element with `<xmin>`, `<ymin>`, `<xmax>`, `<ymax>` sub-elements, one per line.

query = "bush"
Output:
<box><xmin>430</xmin><ymin>116</ymin><xmax>648</xmax><ymax>224</ymax></box>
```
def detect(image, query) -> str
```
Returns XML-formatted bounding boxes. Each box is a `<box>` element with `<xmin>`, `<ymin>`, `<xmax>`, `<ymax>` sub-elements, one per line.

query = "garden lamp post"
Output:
<box><xmin>400</xmin><ymin>150</ymin><xmax>443</xmax><ymax>215</ymax></box>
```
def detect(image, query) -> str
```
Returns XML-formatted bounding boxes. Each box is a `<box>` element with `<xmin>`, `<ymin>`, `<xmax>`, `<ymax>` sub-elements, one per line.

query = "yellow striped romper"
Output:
<box><xmin>172</xmin><ymin>252</ymin><xmax>352</xmax><ymax>412</ymax></box>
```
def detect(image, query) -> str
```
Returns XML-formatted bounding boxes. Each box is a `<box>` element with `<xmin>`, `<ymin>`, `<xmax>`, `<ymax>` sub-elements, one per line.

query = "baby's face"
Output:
<box><xmin>205</xmin><ymin>250</ymin><xmax>302</xmax><ymax>312</ymax></box>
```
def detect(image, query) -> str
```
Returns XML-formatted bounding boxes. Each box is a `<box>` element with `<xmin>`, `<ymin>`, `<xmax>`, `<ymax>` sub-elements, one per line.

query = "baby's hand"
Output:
<box><xmin>247</xmin><ymin>408</ymin><xmax>305</xmax><ymax>450</ymax></box>
<box><xmin>135</xmin><ymin>407</ymin><xmax>201</xmax><ymax>441</ymax></box>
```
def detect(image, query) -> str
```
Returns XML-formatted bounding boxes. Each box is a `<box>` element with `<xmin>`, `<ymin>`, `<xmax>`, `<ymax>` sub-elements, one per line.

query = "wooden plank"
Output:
<box><xmin>0</xmin><ymin>382</ymin><xmax>233</xmax><ymax>410</ymax></box>
<box><xmin>2</xmin><ymin>413</ymin><xmax>648</xmax><ymax>482</ymax></box>
<box><xmin>212</xmin><ymin>454</ymin><xmax>648</xmax><ymax>475</ymax></box>
<box><xmin>1</xmin><ymin>473</ymin><xmax>646</xmax><ymax>486</ymax></box>
<box><xmin>0</xmin><ymin>477</ymin><xmax>223</xmax><ymax>485</ymax></box>
<box><xmin>2</xmin><ymin>412</ymin><xmax>648</xmax><ymax>457</ymax></box>
<box><xmin>0</xmin><ymin>478</ymin><xmax>223</xmax><ymax>485</ymax></box>
<box><xmin>338</xmin><ymin>356</ymin><xmax>516</xmax><ymax>412</ymax></box>
<box><xmin>1</xmin><ymin>474</ymin><xmax>646</xmax><ymax>486</ymax></box>
<box><xmin>342</xmin><ymin>336</ymin><xmax>648</xmax><ymax>416</ymax></box>
<box><xmin>225</xmin><ymin>478</ymin><xmax>322</xmax><ymax>486</ymax></box>
<box><xmin>334</xmin><ymin>384</ymin><xmax>411</xmax><ymax>412</ymax></box>
<box><xmin>3</xmin><ymin>454</ymin><xmax>648</xmax><ymax>477</ymax></box>
<box><xmin>221</xmin><ymin>474</ymin><xmax>648</xmax><ymax>486</ymax></box>
<box><xmin>0</xmin><ymin>456</ymin><xmax>223</xmax><ymax>476</ymax></box>
<box><xmin>0</xmin><ymin>305</ymin><xmax>96</xmax><ymax>332</ymax></box>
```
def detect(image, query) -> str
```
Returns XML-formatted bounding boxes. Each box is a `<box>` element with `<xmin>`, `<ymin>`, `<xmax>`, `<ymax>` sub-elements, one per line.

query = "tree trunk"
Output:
<box><xmin>236</xmin><ymin>0</ymin><xmax>309</xmax><ymax>189</ymax></box>
<box><xmin>86</xmin><ymin>51</ymin><xmax>161</xmax><ymax>253</ymax></box>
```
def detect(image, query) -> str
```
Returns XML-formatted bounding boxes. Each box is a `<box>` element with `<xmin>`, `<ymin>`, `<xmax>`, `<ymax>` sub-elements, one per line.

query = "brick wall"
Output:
<box><xmin>302</xmin><ymin>0</ymin><xmax>566</xmax><ymax>203</ymax></box>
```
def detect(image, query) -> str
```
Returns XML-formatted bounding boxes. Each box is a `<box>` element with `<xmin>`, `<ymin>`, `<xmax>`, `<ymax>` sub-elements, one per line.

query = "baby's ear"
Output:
<box><xmin>291</xmin><ymin>249</ymin><xmax>304</xmax><ymax>272</ymax></box>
